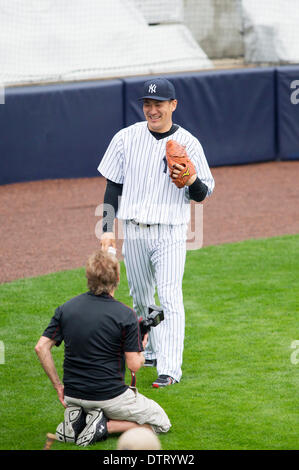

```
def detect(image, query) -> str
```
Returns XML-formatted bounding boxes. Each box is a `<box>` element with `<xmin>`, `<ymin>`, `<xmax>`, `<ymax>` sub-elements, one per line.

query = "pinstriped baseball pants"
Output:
<box><xmin>122</xmin><ymin>221</ymin><xmax>187</xmax><ymax>382</ymax></box>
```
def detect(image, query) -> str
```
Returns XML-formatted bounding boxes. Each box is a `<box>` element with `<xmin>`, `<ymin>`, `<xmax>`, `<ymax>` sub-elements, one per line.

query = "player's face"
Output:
<box><xmin>143</xmin><ymin>99</ymin><xmax>177</xmax><ymax>133</ymax></box>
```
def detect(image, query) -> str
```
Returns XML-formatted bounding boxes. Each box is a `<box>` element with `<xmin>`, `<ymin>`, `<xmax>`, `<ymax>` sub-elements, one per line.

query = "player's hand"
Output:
<box><xmin>100</xmin><ymin>232</ymin><xmax>116</xmax><ymax>251</ymax></box>
<box><xmin>171</xmin><ymin>163</ymin><xmax>197</xmax><ymax>186</ymax></box>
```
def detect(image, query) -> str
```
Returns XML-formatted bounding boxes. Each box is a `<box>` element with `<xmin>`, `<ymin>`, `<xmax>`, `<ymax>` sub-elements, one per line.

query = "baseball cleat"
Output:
<box><xmin>55</xmin><ymin>406</ymin><xmax>86</xmax><ymax>443</ymax></box>
<box><xmin>76</xmin><ymin>410</ymin><xmax>108</xmax><ymax>446</ymax></box>
<box><xmin>144</xmin><ymin>359</ymin><xmax>157</xmax><ymax>367</ymax></box>
<box><xmin>152</xmin><ymin>375</ymin><xmax>177</xmax><ymax>388</ymax></box>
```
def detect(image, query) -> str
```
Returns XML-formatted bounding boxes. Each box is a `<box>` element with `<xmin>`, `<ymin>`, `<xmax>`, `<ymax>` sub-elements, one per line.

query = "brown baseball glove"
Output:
<box><xmin>166</xmin><ymin>140</ymin><xmax>196</xmax><ymax>188</ymax></box>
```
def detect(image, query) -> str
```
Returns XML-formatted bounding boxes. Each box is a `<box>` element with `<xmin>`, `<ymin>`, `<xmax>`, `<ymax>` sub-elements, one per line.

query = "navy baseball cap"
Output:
<box><xmin>138</xmin><ymin>78</ymin><xmax>176</xmax><ymax>101</ymax></box>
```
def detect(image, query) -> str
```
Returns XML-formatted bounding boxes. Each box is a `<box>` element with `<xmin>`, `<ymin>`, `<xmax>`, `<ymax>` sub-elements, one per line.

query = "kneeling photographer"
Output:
<box><xmin>35</xmin><ymin>250</ymin><xmax>171</xmax><ymax>447</ymax></box>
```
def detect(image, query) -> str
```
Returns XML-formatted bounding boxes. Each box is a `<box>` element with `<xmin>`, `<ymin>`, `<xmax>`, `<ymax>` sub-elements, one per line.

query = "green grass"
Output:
<box><xmin>0</xmin><ymin>234</ymin><xmax>298</xmax><ymax>450</ymax></box>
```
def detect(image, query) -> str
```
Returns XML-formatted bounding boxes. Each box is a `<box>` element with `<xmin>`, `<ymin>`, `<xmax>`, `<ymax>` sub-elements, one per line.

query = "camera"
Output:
<box><xmin>139</xmin><ymin>305</ymin><xmax>164</xmax><ymax>339</ymax></box>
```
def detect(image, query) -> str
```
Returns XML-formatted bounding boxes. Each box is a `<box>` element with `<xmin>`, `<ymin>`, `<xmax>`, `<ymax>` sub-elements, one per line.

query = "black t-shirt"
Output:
<box><xmin>42</xmin><ymin>292</ymin><xmax>143</xmax><ymax>400</ymax></box>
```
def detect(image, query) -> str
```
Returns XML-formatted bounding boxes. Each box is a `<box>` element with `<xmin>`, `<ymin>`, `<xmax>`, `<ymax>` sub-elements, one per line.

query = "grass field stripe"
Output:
<box><xmin>1</xmin><ymin>235</ymin><xmax>298</xmax><ymax>449</ymax></box>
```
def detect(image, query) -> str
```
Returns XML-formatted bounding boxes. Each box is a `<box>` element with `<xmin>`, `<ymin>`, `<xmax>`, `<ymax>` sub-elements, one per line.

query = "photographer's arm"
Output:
<box><xmin>125</xmin><ymin>333</ymin><xmax>148</xmax><ymax>373</ymax></box>
<box><xmin>125</xmin><ymin>351</ymin><xmax>145</xmax><ymax>372</ymax></box>
<box><xmin>34</xmin><ymin>336</ymin><xmax>66</xmax><ymax>408</ymax></box>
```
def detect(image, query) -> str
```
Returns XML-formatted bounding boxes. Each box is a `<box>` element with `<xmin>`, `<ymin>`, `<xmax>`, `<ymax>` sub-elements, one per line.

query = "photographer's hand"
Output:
<box><xmin>142</xmin><ymin>333</ymin><xmax>148</xmax><ymax>350</ymax></box>
<box><xmin>55</xmin><ymin>383</ymin><xmax>67</xmax><ymax>409</ymax></box>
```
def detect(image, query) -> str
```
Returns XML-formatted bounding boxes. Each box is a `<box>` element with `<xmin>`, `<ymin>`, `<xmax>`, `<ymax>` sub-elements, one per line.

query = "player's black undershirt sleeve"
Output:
<box><xmin>188</xmin><ymin>177</ymin><xmax>208</xmax><ymax>202</ymax></box>
<box><xmin>103</xmin><ymin>179</ymin><xmax>123</xmax><ymax>232</ymax></box>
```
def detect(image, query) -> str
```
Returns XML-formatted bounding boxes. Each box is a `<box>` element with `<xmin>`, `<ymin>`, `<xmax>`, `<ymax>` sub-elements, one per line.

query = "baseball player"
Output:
<box><xmin>98</xmin><ymin>77</ymin><xmax>215</xmax><ymax>388</ymax></box>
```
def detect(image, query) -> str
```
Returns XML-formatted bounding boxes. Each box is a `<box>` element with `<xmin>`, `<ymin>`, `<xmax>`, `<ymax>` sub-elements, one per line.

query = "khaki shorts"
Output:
<box><xmin>65</xmin><ymin>387</ymin><xmax>171</xmax><ymax>434</ymax></box>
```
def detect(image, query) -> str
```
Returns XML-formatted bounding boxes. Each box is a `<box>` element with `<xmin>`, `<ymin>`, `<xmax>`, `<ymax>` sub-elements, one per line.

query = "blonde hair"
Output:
<box><xmin>85</xmin><ymin>250</ymin><xmax>119</xmax><ymax>295</ymax></box>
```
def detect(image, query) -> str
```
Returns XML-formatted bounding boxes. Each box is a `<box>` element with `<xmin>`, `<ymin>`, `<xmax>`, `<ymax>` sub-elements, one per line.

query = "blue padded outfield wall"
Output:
<box><xmin>276</xmin><ymin>66</ymin><xmax>299</xmax><ymax>160</ymax></box>
<box><xmin>0</xmin><ymin>80</ymin><xmax>124</xmax><ymax>185</ymax></box>
<box><xmin>0</xmin><ymin>66</ymin><xmax>298</xmax><ymax>185</ymax></box>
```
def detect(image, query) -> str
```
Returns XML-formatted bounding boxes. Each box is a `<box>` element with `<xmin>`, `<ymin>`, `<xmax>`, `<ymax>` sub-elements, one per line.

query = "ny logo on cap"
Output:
<box><xmin>148</xmin><ymin>83</ymin><xmax>157</xmax><ymax>94</ymax></box>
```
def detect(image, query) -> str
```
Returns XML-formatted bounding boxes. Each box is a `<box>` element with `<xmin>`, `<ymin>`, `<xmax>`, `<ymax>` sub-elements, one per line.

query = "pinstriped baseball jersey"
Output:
<box><xmin>98</xmin><ymin>121</ymin><xmax>214</xmax><ymax>225</ymax></box>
